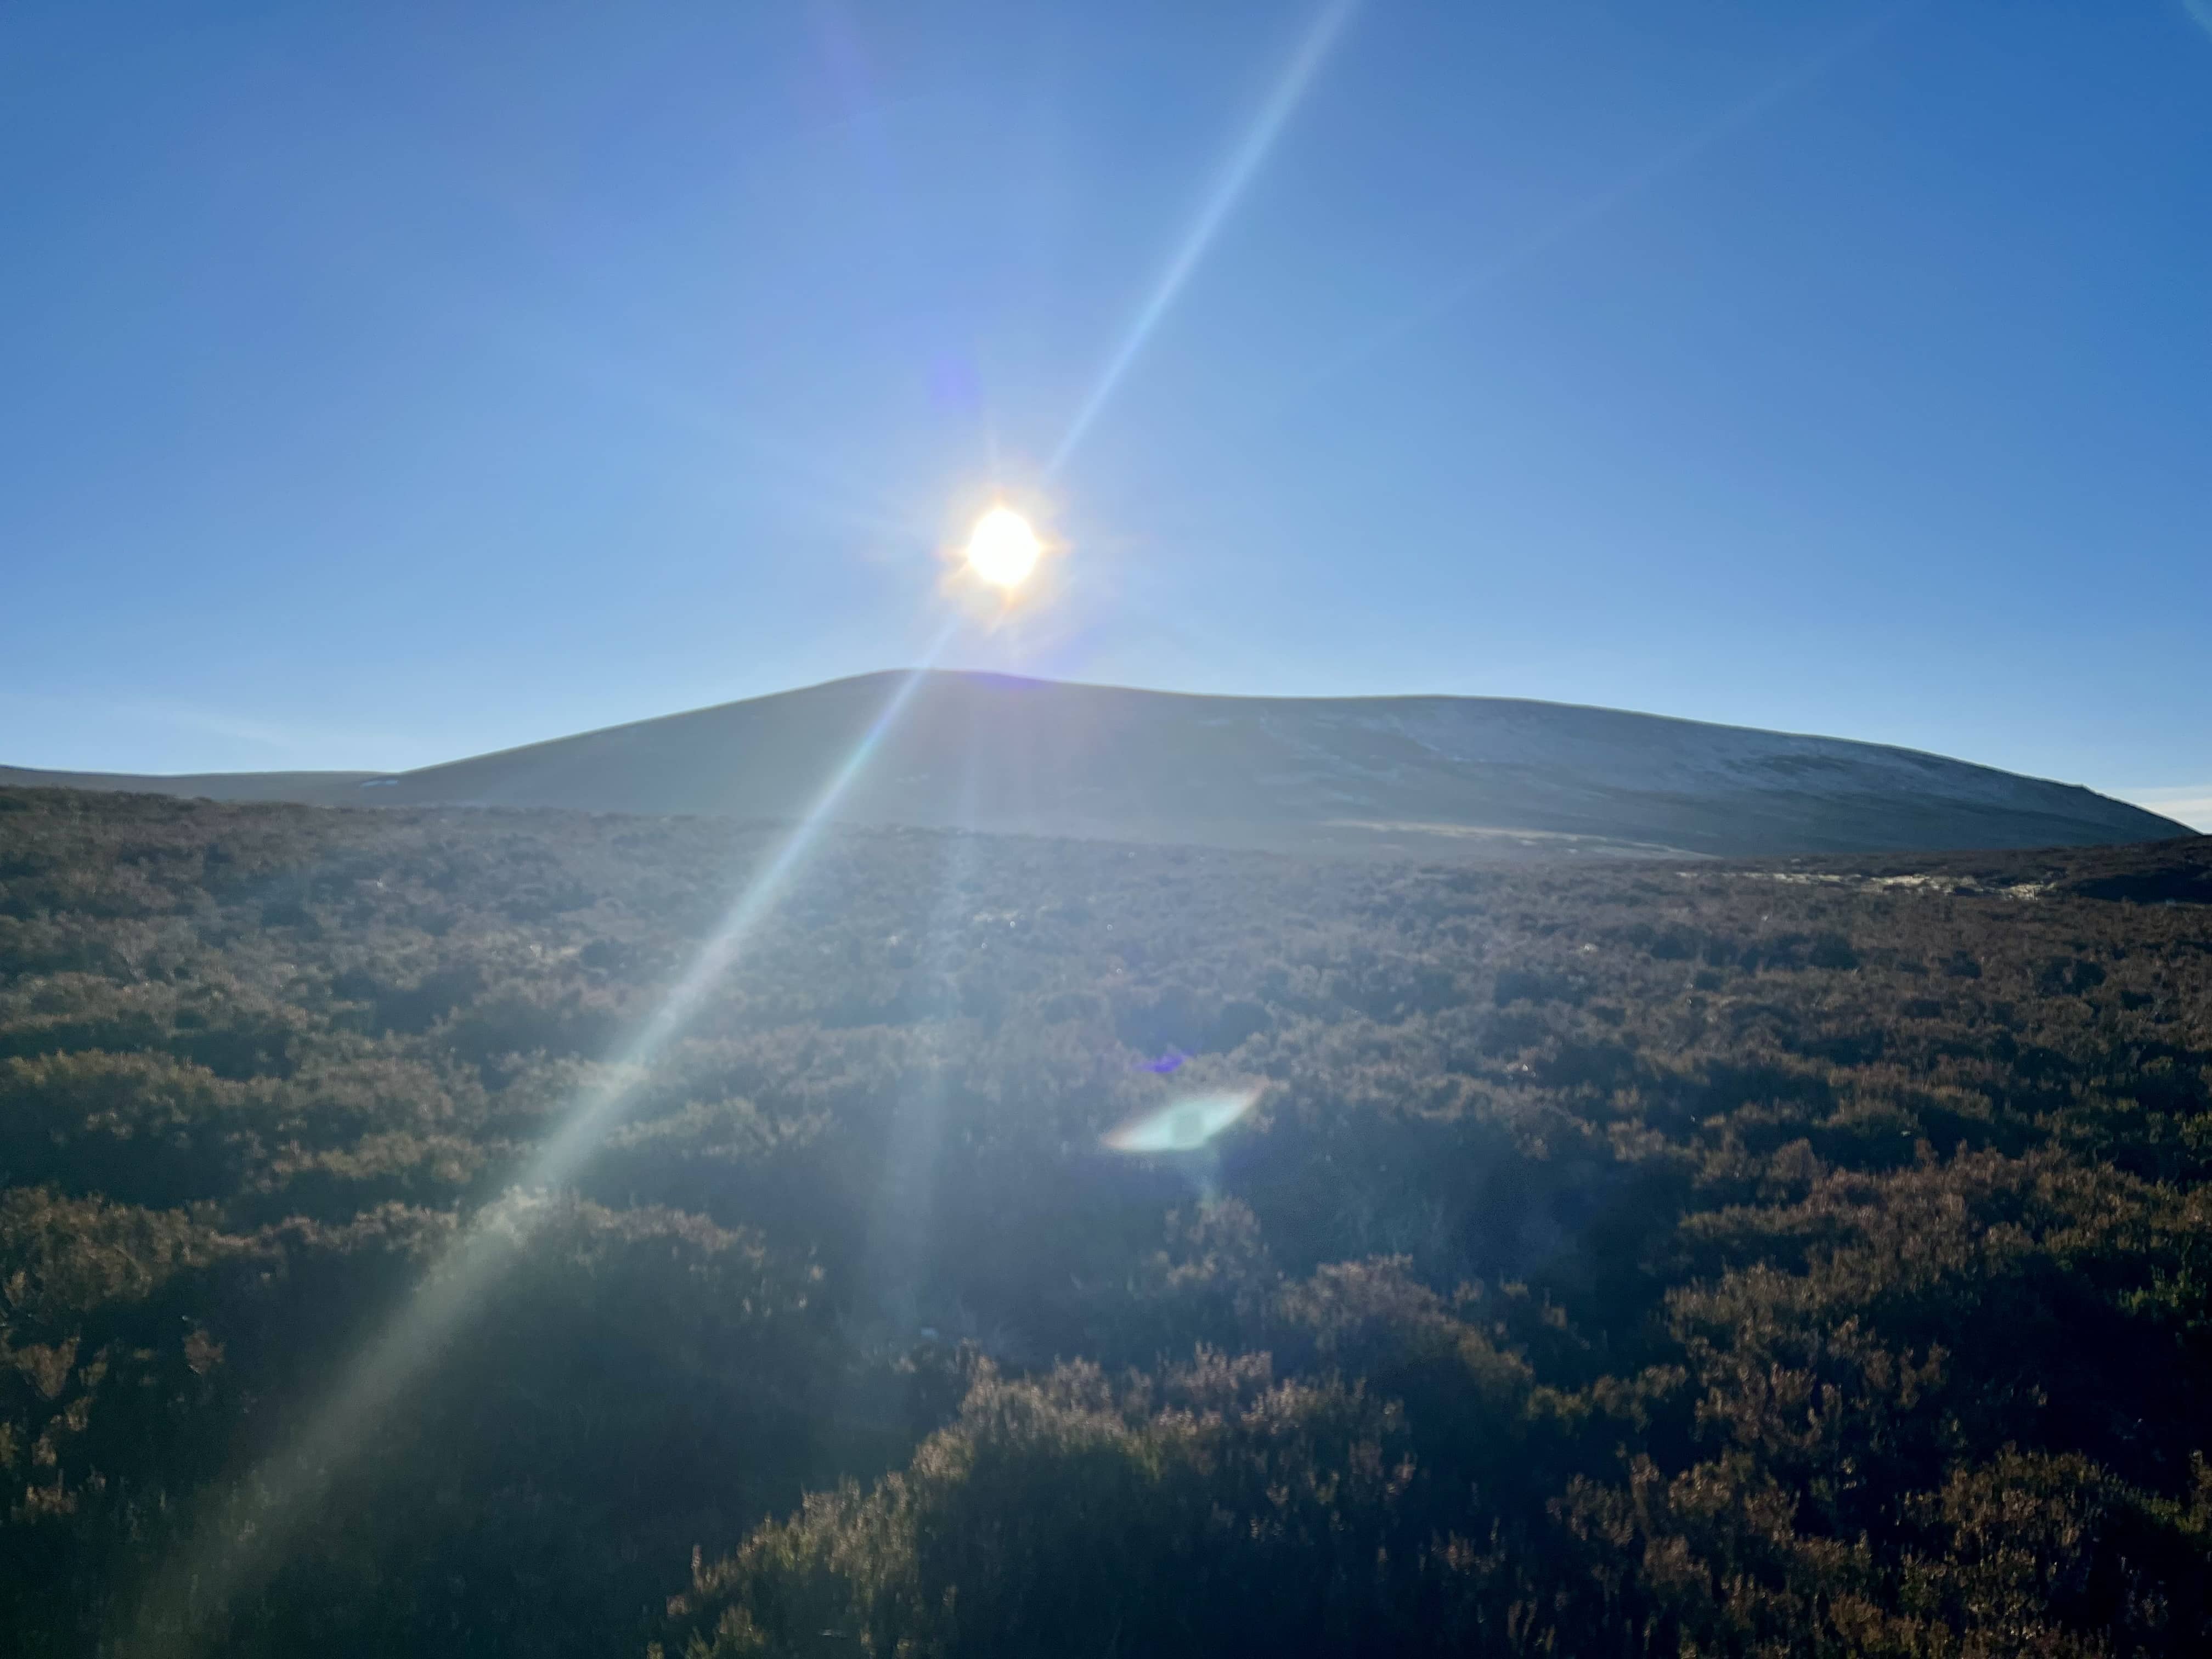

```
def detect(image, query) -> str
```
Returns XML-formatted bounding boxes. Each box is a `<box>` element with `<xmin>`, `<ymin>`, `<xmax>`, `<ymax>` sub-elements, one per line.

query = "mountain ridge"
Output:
<box><xmin>3</xmin><ymin>669</ymin><xmax>2188</xmax><ymax>859</ymax></box>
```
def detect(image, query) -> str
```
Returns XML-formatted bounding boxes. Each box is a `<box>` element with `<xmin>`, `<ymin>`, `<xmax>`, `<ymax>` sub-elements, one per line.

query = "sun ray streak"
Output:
<box><xmin>128</xmin><ymin>623</ymin><xmax>962</xmax><ymax>1651</ymax></box>
<box><xmin>858</xmin><ymin>740</ymin><xmax>981</xmax><ymax>1344</ymax></box>
<box><xmin>1047</xmin><ymin>0</ymin><xmax>1360</xmax><ymax>476</ymax></box>
<box><xmin>1297</xmin><ymin>3</ymin><xmax>1915</xmax><ymax>393</ymax></box>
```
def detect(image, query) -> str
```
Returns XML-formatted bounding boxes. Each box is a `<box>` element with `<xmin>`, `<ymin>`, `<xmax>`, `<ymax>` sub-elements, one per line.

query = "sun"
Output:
<box><xmin>963</xmin><ymin>505</ymin><xmax>1041</xmax><ymax>590</ymax></box>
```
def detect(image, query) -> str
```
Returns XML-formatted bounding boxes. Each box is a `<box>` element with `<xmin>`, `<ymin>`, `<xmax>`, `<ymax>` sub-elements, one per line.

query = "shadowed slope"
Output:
<box><xmin>4</xmin><ymin>672</ymin><xmax>2185</xmax><ymax>857</ymax></box>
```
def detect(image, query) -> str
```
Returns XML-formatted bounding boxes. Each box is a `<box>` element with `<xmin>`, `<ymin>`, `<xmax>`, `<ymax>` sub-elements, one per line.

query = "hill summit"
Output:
<box><xmin>2</xmin><ymin>671</ymin><xmax>2186</xmax><ymax>857</ymax></box>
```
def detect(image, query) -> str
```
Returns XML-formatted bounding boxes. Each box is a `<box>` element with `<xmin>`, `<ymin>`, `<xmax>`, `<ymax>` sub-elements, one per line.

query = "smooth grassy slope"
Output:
<box><xmin>3</xmin><ymin>672</ymin><xmax>2186</xmax><ymax>858</ymax></box>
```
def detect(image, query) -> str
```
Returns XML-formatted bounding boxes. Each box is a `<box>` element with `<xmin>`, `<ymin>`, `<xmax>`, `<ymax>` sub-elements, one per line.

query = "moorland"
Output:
<box><xmin>1</xmin><ymin>785</ymin><xmax>2208</xmax><ymax>1656</ymax></box>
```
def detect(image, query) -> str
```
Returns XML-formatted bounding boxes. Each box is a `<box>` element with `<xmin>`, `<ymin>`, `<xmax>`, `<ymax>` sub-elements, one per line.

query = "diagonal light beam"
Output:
<box><xmin>1047</xmin><ymin>0</ymin><xmax>1361</xmax><ymax>476</ymax></box>
<box><xmin>854</xmin><ymin>715</ymin><xmax>985</xmax><ymax>1341</ymax></box>
<box><xmin>1299</xmin><ymin>4</ymin><xmax>1915</xmax><ymax>392</ymax></box>
<box><xmin>128</xmin><ymin>625</ymin><xmax>961</xmax><ymax>1652</ymax></box>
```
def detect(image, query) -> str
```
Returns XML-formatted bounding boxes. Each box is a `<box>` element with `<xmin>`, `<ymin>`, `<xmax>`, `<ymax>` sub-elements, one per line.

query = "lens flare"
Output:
<box><xmin>1295</xmin><ymin>3</ymin><xmax>1906</xmax><ymax>393</ymax></box>
<box><xmin>126</xmin><ymin>625</ymin><xmax>964</xmax><ymax>1651</ymax></box>
<box><xmin>1048</xmin><ymin>0</ymin><xmax>1360</xmax><ymax>475</ymax></box>
<box><xmin>964</xmin><ymin>505</ymin><xmax>1041</xmax><ymax>589</ymax></box>
<box><xmin>1103</xmin><ymin>1086</ymin><xmax>1264</xmax><ymax>1154</ymax></box>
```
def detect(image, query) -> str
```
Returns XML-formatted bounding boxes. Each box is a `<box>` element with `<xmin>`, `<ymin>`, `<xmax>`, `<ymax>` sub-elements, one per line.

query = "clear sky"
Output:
<box><xmin>4</xmin><ymin>2</ymin><xmax>2208</xmax><ymax>827</ymax></box>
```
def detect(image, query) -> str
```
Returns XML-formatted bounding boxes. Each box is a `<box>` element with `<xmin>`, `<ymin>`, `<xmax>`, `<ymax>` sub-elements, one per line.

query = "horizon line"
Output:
<box><xmin>3</xmin><ymin>663</ymin><xmax>2201</xmax><ymax>827</ymax></box>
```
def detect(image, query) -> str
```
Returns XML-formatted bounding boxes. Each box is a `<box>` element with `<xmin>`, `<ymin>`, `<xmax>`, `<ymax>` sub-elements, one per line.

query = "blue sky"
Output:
<box><xmin>4</xmin><ymin>2</ymin><xmax>2208</xmax><ymax>827</ymax></box>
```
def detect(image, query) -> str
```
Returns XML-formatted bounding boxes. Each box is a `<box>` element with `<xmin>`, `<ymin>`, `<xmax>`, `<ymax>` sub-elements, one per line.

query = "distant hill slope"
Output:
<box><xmin>3</xmin><ymin>672</ymin><xmax>2187</xmax><ymax>857</ymax></box>
<box><xmin>0</xmin><ymin>765</ymin><xmax>381</xmax><ymax>802</ymax></box>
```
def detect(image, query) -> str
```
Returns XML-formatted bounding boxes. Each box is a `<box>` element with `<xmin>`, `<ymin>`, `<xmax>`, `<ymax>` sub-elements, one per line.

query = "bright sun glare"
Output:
<box><xmin>964</xmin><ymin>505</ymin><xmax>1041</xmax><ymax>590</ymax></box>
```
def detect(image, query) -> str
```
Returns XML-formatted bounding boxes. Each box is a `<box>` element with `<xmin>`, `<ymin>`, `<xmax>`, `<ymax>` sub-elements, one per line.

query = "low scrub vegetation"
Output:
<box><xmin>1</xmin><ymin>786</ymin><xmax>2207</xmax><ymax>1656</ymax></box>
